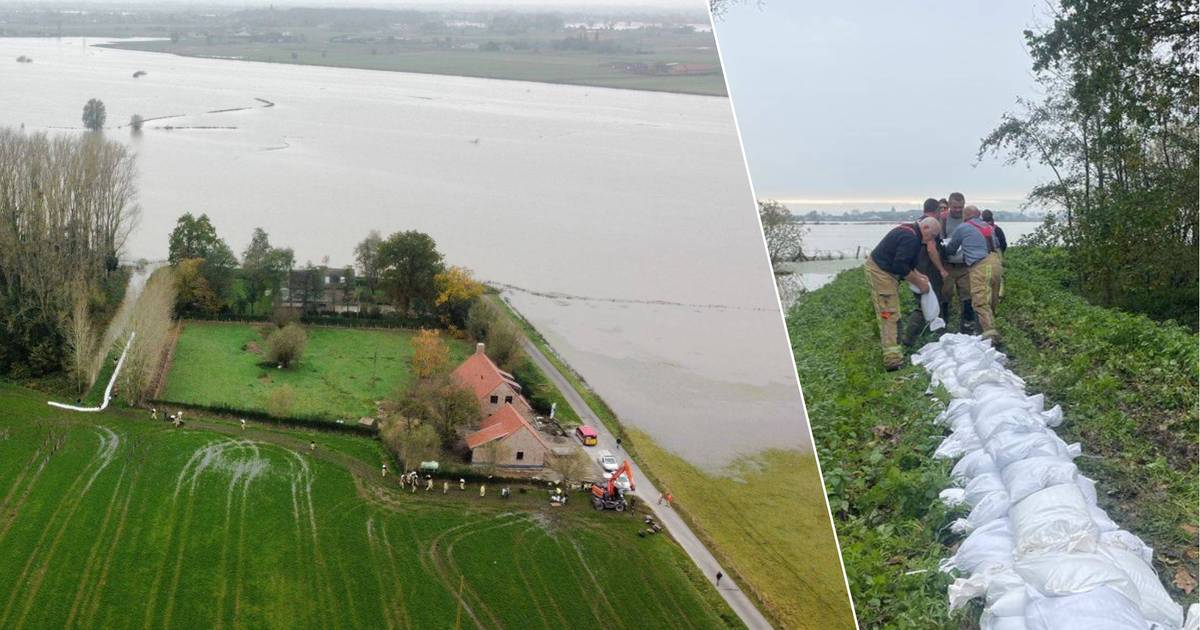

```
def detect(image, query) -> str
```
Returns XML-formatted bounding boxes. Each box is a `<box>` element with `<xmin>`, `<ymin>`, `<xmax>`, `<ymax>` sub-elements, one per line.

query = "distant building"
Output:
<box><xmin>279</xmin><ymin>266</ymin><xmax>356</xmax><ymax>313</ymax></box>
<box><xmin>451</xmin><ymin>343</ymin><xmax>535</xmax><ymax>420</ymax></box>
<box><xmin>464</xmin><ymin>403</ymin><xmax>552</xmax><ymax>469</ymax></box>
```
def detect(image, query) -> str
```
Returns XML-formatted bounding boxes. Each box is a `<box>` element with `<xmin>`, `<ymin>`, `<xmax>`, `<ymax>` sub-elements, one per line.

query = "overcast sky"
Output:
<box><xmin>714</xmin><ymin>0</ymin><xmax>1054</xmax><ymax>212</ymax></box>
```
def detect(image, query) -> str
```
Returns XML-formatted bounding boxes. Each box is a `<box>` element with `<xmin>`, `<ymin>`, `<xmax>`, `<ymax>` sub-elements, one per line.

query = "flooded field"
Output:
<box><xmin>0</xmin><ymin>37</ymin><xmax>804</xmax><ymax>464</ymax></box>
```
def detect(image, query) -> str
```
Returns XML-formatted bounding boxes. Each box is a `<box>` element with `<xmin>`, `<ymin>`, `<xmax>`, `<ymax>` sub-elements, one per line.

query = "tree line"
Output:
<box><xmin>981</xmin><ymin>0</ymin><xmax>1197</xmax><ymax>326</ymax></box>
<box><xmin>167</xmin><ymin>215</ymin><xmax>484</xmax><ymax>331</ymax></box>
<box><xmin>0</xmin><ymin>129</ymin><xmax>139</xmax><ymax>378</ymax></box>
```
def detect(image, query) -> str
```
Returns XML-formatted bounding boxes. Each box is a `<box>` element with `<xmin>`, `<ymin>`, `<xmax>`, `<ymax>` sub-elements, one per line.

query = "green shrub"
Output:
<box><xmin>266</xmin><ymin>323</ymin><xmax>307</xmax><ymax>368</ymax></box>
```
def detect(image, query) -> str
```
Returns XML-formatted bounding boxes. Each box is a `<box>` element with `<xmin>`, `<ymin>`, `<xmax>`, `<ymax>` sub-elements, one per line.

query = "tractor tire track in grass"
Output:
<box><xmin>378</xmin><ymin>520</ymin><xmax>415</xmax><ymax>630</ymax></box>
<box><xmin>365</xmin><ymin>516</ymin><xmax>407</xmax><ymax>630</ymax></box>
<box><xmin>215</xmin><ymin>441</ymin><xmax>267</xmax><ymax>630</ymax></box>
<box><xmin>569</xmin><ymin>538</ymin><xmax>627</xmax><ymax>628</ymax></box>
<box><xmin>425</xmin><ymin>518</ymin><xmax>497</xmax><ymax>630</ymax></box>
<box><xmin>288</xmin><ymin>449</ymin><xmax>342</xmax><ymax>630</ymax></box>
<box><xmin>1</xmin><ymin>426</ymin><xmax>121</xmax><ymax>630</ymax></box>
<box><xmin>153</xmin><ymin>439</ymin><xmax>253</xmax><ymax>629</ymax></box>
<box><xmin>510</xmin><ymin>524</ymin><xmax>566</xmax><ymax>629</ymax></box>
<box><xmin>63</xmin><ymin>462</ymin><xmax>131</xmax><ymax>629</ymax></box>
<box><xmin>365</xmin><ymin>517</ymin><xmax>397</xmax><ymax>630</ymax></box>
<box><xmin>442</xmin><ymin>513</ymin><xmax>530</xmax><ymax>629</ymax></box>
<box><xmin>0</xmin><ymin>448</ymin><xmax>49</xmax><ymax>547</ymax></box>
<box><xmin>72</xmin><ymin>462</ymin><xmax>143</xmax><ymax>630</ymax></box>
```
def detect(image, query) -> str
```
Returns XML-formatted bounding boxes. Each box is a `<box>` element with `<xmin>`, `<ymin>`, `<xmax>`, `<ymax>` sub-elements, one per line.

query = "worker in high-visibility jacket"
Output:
<box><xmin>865</xmin><ymin>216</ymin><xmax>942</xmax><ymax>370</ymax></box>
<box><xmin>944</xmin><ymin>206</ymin><xmax>1004</xmax><ymax>342</ymax></box>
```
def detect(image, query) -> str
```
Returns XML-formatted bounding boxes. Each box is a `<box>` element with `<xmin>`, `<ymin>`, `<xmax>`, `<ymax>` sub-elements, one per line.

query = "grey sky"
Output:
<box><xmin>42</xmin><ymin>0</ymin><xmax>706</xmax><ymax>10</ymax></box>
<box><xmin>714</xmin><ymin>1</ymin><xmax>1054</xmax><ymax>213</ymax></box>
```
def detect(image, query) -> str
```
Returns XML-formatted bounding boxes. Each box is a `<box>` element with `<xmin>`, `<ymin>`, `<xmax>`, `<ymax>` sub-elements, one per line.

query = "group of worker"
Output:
<box><xmin>865</xmin><ymin>193</ymin><xmax>1008</xmax><ymax>370</ymax></box>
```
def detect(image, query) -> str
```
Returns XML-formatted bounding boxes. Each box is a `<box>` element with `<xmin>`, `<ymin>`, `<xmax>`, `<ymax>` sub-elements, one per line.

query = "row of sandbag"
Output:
<box><xmin>911</xmin><ymin>334</ymin><xmax>1192</xmax><ymax>630</ymax></box>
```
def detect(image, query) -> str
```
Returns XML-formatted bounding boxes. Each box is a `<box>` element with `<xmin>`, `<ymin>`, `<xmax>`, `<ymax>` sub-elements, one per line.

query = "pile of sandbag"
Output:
<box><xmin>912</xmin><ymin>333</ymin><xmax>1192</xmax><ymax>630</ymax></box>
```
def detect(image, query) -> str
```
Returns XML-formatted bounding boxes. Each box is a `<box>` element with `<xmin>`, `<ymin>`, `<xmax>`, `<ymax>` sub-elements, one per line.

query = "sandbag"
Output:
<box><xmin>1014</xmin><ymin>553</ymin><xmax>1140</xmax><ymax>603</ymax></box>
<box><xmin>1100</xmin><ymin>545</ymin><xmax>1184</xmax><ymax>628</ymax></box>
<box><xmin>1001</xmin><ymin>457</ymin><xmax>1079</xmax><ymax>504</ymax></box>
<box><xmin>1009</xmin><ymin>484</ymin><xmax>1099</xmax><ymax>556</ymax></box>
<box><xmin>909</xmin><ymin>282</ymin><xmax>946</xmax><ymax>330</ymax></box>
<box><xmin>943</xmin><ymin>518</ymin><xmax>1016</xmax><ymax>574</ymax></box>
<box><xmin>1024</xmin><ymin>586</ymin><xmax>1149</xmax><ymax>630</ymax></box>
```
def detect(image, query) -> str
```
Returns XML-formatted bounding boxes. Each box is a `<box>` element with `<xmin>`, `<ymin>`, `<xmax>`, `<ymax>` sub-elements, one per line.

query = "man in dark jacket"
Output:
<box><xmin>904</xmin><ymin>199</ymin><xmax>950</xmax><ymax>346</ymax></box>
<box><xmin>865</xmin><ymin>216</ymin><xmax>941</xmax><ymax>370</ymax></box>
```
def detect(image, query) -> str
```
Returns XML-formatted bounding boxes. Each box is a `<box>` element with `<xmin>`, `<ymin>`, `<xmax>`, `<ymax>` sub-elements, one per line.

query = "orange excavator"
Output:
<box><xmin>591</xmin><ymin>460</ymin><xmax>635</xmax><ymax>511</ymax></box>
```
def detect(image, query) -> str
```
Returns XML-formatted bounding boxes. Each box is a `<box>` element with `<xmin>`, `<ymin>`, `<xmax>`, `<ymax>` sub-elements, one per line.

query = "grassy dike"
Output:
<box><xmin>492</xmin><ymin>295</ymin><xmax>857</xmax><ymax>630</ymax></box>
<box><xmin>787</xmin><ymin>246</ymin><xmax>1198</xmax><ymax>628</ymax></box>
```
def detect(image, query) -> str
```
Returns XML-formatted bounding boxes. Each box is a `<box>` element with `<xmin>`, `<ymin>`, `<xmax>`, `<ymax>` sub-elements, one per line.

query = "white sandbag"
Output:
<box><xmin>935</xmin><ymin>426</ymin><xmax>984</xmax><ymax>459</ymax></box>
<box><xmin>909</xmin><ymin>282</ymin><xmax>946</xmax><ymax>330</ymax></box>
<box><xmin>1002</xmin><ymin>457</ymin><xmax>1079</xmax><ymax>504</ymax></box>
<box><xmin>1184</xmin><ymin>604</ymin><xmax>1199</xmax><ymax>630</ymax></box>
<box><xmin>1014</xmin><ymin>553</ymin><xmax>1140</xmax><ymax>603</ymax></box>
<box><xmin>975</xmin><ymin>409</ymin><xmax>1051</xmax><ymax>442</ymax></box>
<box><xmin>982</xmin><ymin>617</ymin><xmax>1029</xmax><ymax>630</ymax></box>
<box><xmin>985</xmin><ymin>430</ymin><xmax>1077</xmax><ymax>470</ymax></box>
<box><xmin>1100</xmin><ymin>545</ymin><xmax>1184</xmax><ymax>628</ymax></box>
<box><xmin>1024</xmin><ymin>586</ymin><xmax>1150</xmax><ymax>630</ymax></box>
<box><xmin>1009</xmin><ymin>484</ymin><xmax>1099</xmax><ymax>556</ymax></box>
<box><xmin>952</xmin><ymin>490</ymin><xmax>1012</xmax><ymax>534</ymax></box>
<box><xmin>1100</xmin><ymin>530</ymin><xmax>1154</xmax><ymax>565</ymax></box>
<box><xmin>943</xmin><ymin>518</ymin><xmax>1016</xmax><ymax>574</ymax></box>
<box><xmin>973</xmin><ymin>394</ymin><xmax>1038</xmax><ymax>421</ymax></box>
<box><xmin>952</xmin><ymin>449</ymin><xmax>999</xmax><ymax>482</ymax></box>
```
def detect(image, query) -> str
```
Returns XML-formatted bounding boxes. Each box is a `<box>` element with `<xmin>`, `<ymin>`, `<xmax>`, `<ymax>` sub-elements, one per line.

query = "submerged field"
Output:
<box><xmin>788</xmin><ymin>246</ymin><xmax>1198</xmax><ymax>628</ymax></box>
<box><xmin>0</xmin><ymin>383</ymin><xmax>737</xmax><ymax>629</ymax></box>
<box><xmin>161</xmin><ymin>322</ymin><xmax>471</xmax><ymax>421</ymax></box>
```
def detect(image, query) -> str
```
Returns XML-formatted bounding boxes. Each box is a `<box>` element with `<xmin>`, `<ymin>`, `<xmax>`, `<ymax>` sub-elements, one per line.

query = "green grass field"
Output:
<box><xmin>161</xmin><ymin>322</ymin><xmax>471</xmax><ymax>421</ymax></box>
<box><xmin>102</xmin><ymin>36</ymin><xmax>727</xmax><ymax>96</ymax></box>
<box><xmin>0</xmin><ymin>382</ymin><xmax>738</xmax><ymax>629</ymax></box>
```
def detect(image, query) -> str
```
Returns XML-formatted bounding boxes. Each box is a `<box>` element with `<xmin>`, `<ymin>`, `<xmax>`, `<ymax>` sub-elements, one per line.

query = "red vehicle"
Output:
<box><xmin>575</xmin><ymin>425</ymin><xmax>598</xmax><ymax>446</ymax></box>
<box><xmin>591</xmin><ymin>460</ymin><xmax>635</xmax><ymax>511</ymax></box>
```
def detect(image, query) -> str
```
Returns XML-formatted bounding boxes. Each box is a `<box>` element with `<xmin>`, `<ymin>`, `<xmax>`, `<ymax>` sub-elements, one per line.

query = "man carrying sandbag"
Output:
<box><xmin>903</xmin><ymin>198</ymin><xmax>950</xmax><ymax>347</ymax></box>
<box><xmin>944</xmin><ymin>206</ymin><xmax>1004</xmax><ymax>341</ymax></box>
<box><xmin>865</xmin><ymin>216</ymin><xmax>942</xmax><ymax>370</ymax></box>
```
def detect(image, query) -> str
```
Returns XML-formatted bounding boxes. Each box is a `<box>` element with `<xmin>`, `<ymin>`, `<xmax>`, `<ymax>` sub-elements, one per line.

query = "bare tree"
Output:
<box><xmin>63</xmin><ymin>282</ymin><xmax>98</xmax><ymax>394</ymax></box>
<box><xmin>118</xmin><ymin>267</ymin><xmax>177</xmax><ymax>405</ymax></box>
<box><xmin>0</xmin><ymin>128</ymin><xmax>140</xmax><ymax>376</ymax></box>
<box><xmin>546</xmin><ymin>449</ymin><xmax>590</xmax><ymax>485</ymax></box>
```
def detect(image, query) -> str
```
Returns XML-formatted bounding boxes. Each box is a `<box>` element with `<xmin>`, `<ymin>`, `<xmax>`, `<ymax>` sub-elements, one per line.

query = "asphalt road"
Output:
<box><xmin>518</xmin><ymin>336</ymin><xmax>774</xmax><ymax>629</ymax></box>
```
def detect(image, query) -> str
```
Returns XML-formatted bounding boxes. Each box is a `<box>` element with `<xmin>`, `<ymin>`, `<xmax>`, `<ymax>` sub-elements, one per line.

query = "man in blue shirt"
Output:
<box><xmin>865</xmin><ymin>216</ymin><xmax>942</xmax><ymax>370</ymax></box>
<box><xmin>940</xmin><ymin>192</ymin><xmax>975</xmax><ymax>332</ymax></box>
<box><xmin>943</xmin><ymin>206</ymin><xmax>1004</xmax><ymax>340</ymax></box>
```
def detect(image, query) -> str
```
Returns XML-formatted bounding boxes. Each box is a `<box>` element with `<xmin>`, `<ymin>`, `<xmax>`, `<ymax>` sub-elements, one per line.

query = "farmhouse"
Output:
<box><xmin>464</xmin><ymin>403</ymin><xmax>552</xmax><ymax>468</ymax></box>
<box><xmin>451</xmin><ymin>343</ymin><xmax>536</xmax><ymax>420</ymax></box>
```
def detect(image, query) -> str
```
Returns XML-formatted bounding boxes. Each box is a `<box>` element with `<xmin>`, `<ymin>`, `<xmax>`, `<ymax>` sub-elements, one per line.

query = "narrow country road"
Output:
<box><xmin>516</xmin><ymin>335</ymin><xmax>774</xmax><ymax>630</ymax></box>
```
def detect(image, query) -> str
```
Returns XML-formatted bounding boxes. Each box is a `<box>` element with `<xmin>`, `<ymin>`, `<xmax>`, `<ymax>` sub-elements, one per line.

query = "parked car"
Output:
<box><xmin>597</xmin><ymin>450</ymin><xmax>618</xmax><ymax>473</ymax></box>
<box><xmin>575</xmin><ymin>425</ymin><xmax>598</xmax><ymax>446</ymax></box>
<box><xmin>605</xmin><ymin>470</ymin><xmax>633</xmax><ymax>492</ymax></box>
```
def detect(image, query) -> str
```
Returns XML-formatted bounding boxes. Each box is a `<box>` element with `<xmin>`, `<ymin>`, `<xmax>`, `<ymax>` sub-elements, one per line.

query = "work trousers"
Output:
<box><xmin>967</xmin><ymin>252</ymin><xmax>1003</xmax><ymax>338</ymax></box>
<box><xmin>864</xmin><ymin>258</ymin><xmax>903</xmax><ymax>367</ymax></box>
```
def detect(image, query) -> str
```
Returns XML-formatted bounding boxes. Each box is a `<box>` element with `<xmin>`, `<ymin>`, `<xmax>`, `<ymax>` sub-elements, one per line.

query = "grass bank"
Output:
<box><xmin>0</xmin><ymin>382</ymin><xmax>736</xmax><ymax>628</ymax></box>
<box><xmin>492</xmin><ymin>294</ymin><xmax>857</xmax><ymax>629</ymax></box>
<box><xmin>160</xmin><ymin>321</ymin><xmax>471</xmax><ymax>421</ymax></box>
<box><xmin>787</xmin><ymin>246</ymin><xmax>1198</xmax><ymax>628</ymax></box>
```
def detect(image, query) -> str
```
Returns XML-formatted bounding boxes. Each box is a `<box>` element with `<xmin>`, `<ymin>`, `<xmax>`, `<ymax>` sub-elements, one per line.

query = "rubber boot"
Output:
<box><xmin>959</xmin><ymin>300</ymin><xmax>976</xmax><ymax>334</ymax></box>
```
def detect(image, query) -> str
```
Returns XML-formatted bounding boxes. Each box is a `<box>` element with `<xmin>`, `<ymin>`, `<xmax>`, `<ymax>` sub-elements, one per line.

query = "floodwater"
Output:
<box><xmin>779</xmin><ymin>221</ymin><xmax>1041</xmax><ymax>293</ymax></box>
<box><xmin>0</xmin><ymin>38</ymin><xmax>803</xmax><ymax>465</ymax></box>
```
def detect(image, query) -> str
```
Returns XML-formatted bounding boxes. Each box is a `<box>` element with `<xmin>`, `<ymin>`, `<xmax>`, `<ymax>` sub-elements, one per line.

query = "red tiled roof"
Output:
<box><xmin>451</xmin><ymin>351</ymin><xmax>522</xmax><ymax>401</ymax></box>
<box><xmin>465</xmin><ymin>404</ymin><xmax>550</xmax><ymax>451</ymax></box>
